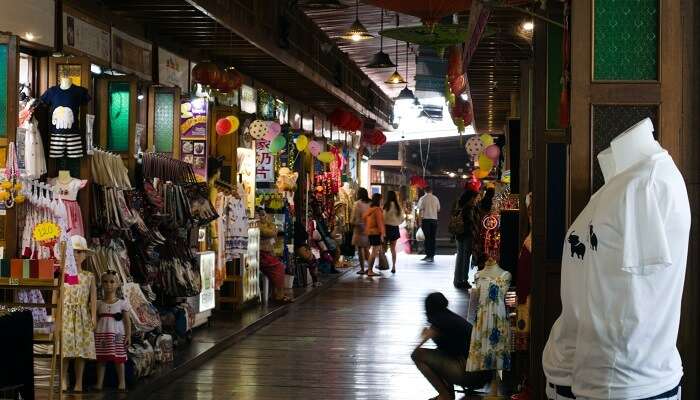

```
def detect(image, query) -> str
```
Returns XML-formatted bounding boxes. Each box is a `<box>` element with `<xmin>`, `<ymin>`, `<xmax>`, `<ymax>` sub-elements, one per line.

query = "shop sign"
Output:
<box><xmin>4</xmin><ymin>0</ymin><xmax>55</xmax><ymax>48</ymax></box>
<box><xmin>255</xmin><ymin>139</ymin><xmax>274</xmax><ymax>183</ymax></box>
<box><xmin>347</xmin><ymin>150</ymin><xmax>358</xmax><ymax>181</ymax></box>
<box><xmin>158</xmin><ymin>47</ymin><xmax>189</xmax><ymax>91</ymax></box>
<box><xmin>240</xmin><ymin>85</ymin><xmax>257</xmax><ymax>114</ymax></box>
<box><xmin>237</xmin><ymin>147</ymin><xmax>256</xmax><ymax>216</ymax></box>
<box><xmin>198</xmin><ymin>251</ymin><xmax>216</xmax><ymax>312</ymax></box>
<box><xmin>111</xmin><ymin>28</ymin><xmax>152</xmax><ymax>80</ymax></box>
<box><xmin>180</xmin><ymin>98</ymin><xmax>208</xmax><ymax>181</ymax></box>
<box><xmin>63</xmin><ymin>11</ymin><xmax>109</xmax><ymax>64</ymax></box>
<box><xmin>180</xmin><ymin>98</ymin><xmax>208</xmax><ymax>138</ymax></box>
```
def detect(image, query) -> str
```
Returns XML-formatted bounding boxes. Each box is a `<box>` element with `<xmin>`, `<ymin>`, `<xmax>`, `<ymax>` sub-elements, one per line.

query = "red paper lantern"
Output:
<box><xmin>192</xmin><ymin>61</ymin><xmax>222</xmax><ymax>87</ymax></box>
<box><xmin>348</xmin><ymin>115</ymin><xmax>363</xmax><ymax>131</ymax></box>
<box><xmin>447</xmin><ymin>45</ymin><xmax>463</xmax><ymax>79</ymax></box>
<box><xmin>329</xmin><ymin>108</ymin><xmax>344</xmax><ymax>126</ymax></box>
<box><xmin>338</xmin><ymin>111</ymin><xmax>353</xmax><ymax>130</ymax></box>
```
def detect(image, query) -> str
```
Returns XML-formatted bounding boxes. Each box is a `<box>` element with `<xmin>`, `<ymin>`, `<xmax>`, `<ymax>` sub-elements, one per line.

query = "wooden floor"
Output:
<box><xmin>147</xmin><ymin>254</ymin><xmax>471</xmax><ymax>400</ymax></box>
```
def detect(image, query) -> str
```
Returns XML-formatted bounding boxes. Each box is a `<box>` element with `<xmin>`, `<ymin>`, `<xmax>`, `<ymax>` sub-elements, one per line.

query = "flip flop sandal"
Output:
<box><xmin>357</xmin><ymin>270</ymin><xmax>367</xmax><ymax>275</ymax></box>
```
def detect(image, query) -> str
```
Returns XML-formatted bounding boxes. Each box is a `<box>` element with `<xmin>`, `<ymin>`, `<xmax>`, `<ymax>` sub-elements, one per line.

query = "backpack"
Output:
<box><xmin>448</xmin><ymin>206</ymin><xmax>465</xmax><ymax>236</ymax></box>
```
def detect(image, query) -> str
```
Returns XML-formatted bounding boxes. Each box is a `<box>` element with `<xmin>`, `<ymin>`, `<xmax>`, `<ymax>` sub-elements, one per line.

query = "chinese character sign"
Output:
<box><xmin>255</xmin><ymin>139</ymin><xmax>274</xmax><ymax>183</ymax></box>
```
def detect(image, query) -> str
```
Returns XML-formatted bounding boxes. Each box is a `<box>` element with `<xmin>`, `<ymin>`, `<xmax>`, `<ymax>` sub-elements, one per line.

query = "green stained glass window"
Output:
<box><xmin>547</xmin><ymin>25</ymin><xmax>563</xmax><ymax>130</ymax></box>
<box><xmin>0</xmin><ymin>44</ymin><xmax>7</xmax><ymax>138</ymax></box>
<box><xmin>108</xmin><ymin>82</ymin><xmax>130</xmax><ymax>152</ymax></box>
<box><xmin>154</xmin><ymin>92</ymin><xmax>175</xmax><ymax>153</ymax></box>
<box><xmin>594</xmin><ymin>0</ymin><xmax>659</xmax><ymax>80</ymax></box>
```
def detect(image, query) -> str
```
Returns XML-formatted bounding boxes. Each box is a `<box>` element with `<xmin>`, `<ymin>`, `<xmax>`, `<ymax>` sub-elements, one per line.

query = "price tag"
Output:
<box><xmin>8</xmin><ymin>277</ymin><xmax>19</xmax><ymax>286</ymax></box>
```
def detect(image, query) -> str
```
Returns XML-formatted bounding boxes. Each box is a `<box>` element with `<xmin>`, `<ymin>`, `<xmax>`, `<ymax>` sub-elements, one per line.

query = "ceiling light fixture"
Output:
<box><xmin>394</xmin><ymin>43</ymin><xmax>416</xmax><ymax>101</ymax></box>
<box><xmin>461</xmin><ymin>174</ymin><xmax>468</xmax><ymax>179</ymax></box>
<box><xmin>24</xmin><ymin>32</ymin><xmax>35</xmax><ymax>41</ymax></box>
<box><xmin>522</xmin><ymin>21</ymin><xmax>535</xmax><ymax>31</ymax></box>
<box><xmin>385</xmin><ymin>14</ymin><xmax>406</xmax><ymax>84</ymax></box>
<box><xmin>341</xmin><ymin>0</ymin><xmax>374</xmax><ymax>42</ymax></box>
<box><xmin>366</xmin><ymin>9</ymin><xmax>396</xmax><ymax>68</ymax></box>
<box><xmin>448</xmin><ymin>172</ymin><xmax>456</xmax><ymax>178</ymax></box>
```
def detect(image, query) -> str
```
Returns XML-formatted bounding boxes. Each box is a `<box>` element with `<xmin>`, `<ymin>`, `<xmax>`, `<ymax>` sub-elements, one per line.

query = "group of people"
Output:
<box><xmin>350</xmin><ymin>188</ymin><xmax>403</xmax><ymax>276</ymax></box>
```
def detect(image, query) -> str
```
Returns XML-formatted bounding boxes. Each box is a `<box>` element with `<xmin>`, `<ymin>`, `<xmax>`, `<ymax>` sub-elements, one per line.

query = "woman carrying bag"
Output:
<box><xmin>383</xmin><ymin>190</ymin><xmax>403</xmax><ymax>273</ymax></box>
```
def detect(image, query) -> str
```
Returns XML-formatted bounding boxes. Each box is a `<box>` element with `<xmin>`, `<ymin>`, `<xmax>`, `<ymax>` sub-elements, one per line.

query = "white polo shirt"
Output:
<box><xmin>543</xmin><ymin>150</ymin><xmax>690</xmax><ymax>399</ymax></box>
<box><xmin>418</xmin><ymin>193</ymin><xmax>440</xmax><ymax>220</ymax></box>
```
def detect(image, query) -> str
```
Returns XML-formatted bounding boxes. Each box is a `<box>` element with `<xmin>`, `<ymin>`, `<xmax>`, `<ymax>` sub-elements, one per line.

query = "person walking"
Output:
<box><xmin>452</xmin><ymin>187</ymin><xmax>480</xmax><ymax>288</ymax></box>
<box><xmin>383</xmin><ymin>190</ymin><xmax>403</xmax><ymax>273</ymax></box>
<box><xmin>363</xmin><ymin>193</ymin><xmax>385</xmax><ymax>277</ymax></box>
<box><xmin>351</xmin><ymin>187</ymin><xmax>371</xmax><ymax>274</ymax></box>
<box><xmin>418</xmin><ymin>186</ymin><xmax>440</xmax><ymax>262</ymax></box>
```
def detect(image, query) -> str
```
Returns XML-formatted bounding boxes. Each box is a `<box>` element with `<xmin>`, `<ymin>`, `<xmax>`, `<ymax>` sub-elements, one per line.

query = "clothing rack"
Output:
<box><xmin>0</xmin><ymin>241</ymin><xmax>67</xmax><ymax>400</ymax></box>
<box><xmin>142</xmin><ymin>153</ymin><xmax>197</xmax><ymax>184</ymax></box>
<box><xmin>90</xmin><ymin>148</ymin><xmax>131</xmax><ymax>189</ymax></box>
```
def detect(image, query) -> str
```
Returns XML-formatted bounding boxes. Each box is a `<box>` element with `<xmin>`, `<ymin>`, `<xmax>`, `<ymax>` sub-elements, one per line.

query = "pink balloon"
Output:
<box><xmin>485</xmin><ymin>144</ymin><xmax>500</xmax><ymax>159</ymax></box>
<box><xmin>308</xmin><ymin>140</ymin><xmax>322</xmax><ymax>156</ymax></box>
<box><xmin>268</xmin><ymin>122</ymin><xmax>281</xmax><ymax>135</ymax></box>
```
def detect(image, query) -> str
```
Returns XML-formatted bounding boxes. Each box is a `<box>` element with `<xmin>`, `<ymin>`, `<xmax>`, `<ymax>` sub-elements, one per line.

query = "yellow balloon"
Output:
<box><xmin>475</xmin><ymin>169</ymin><xmax>490</xmax><ymax>179</ymax></box>
<box><xmin>480</xmin><ymin>134</ymin><xmax>494</xmax><ymax>146</ymax></box>
<box><xmin>226</xmin><ymin>116</ymin><xmax>240</xmax><ymax>133</ymax></box>
<box><xmin>296</xmin><ymin>135</ymin><xmax>309</xmax><ymax>151</ymax></box>
<box><xmin>317</xmin><ymin>151</ymin><xmax>334</xmax><ymax>163</ymax></box>
<box><xmin>478</xmin><ymin>154</ymin><xmax>494</xmax><ymax>171</ymax></box>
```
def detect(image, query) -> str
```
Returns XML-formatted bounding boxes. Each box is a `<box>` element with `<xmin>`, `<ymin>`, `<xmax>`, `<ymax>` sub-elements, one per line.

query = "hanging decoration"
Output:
<box><xmin>191</xmin><ymin>61</ymin><xmax>222</xmax><ymax>89</ymax></box>
<box><xmin>249</xmin><ymin>120</ymin><xmax>268</xmax><ymax>139</ymax></box>
<box><xmin>269</xmin><ymin>135</ymin><xmax>287</xmax><ymax>154</ymax></box>
<box><xmin>215</xmin><ymin>115</ymin><xmax>239</xmax><ymax>136</ymax></box>
<box><xmin>0</xmin><ymin>142</ymin><xmax>23</xmax><ymax>208</ymax></box>
<box><xmin>410</xmin><ymin>175</ymin><xmax>428</xmax><ymax>189</ymax></box>
<box><xmin>484</xmin><ymin>144</ymin><xmax>500</xmax><ymax>159</ymax></box>
<box><xmin>445</xmin><ymin>45</ymin><xmax>474</xmax><ymax>134</ymax></box>
<box><xmin>329</xmin><ymin>108</ymin><xmax>363</xmax><ymax>131</ymax></box>
<box><xmin>480</xmin><ymin>133</ymin><xmax>494</xmax><ymax>146</ymax></box>
<box><xmin>317</xmin><ymin>151</ymin><xmax>334</xmax><ymax>164</ymax></box>
<box><xmin>308</xmin><ymin>140</ymin><xmax>322</xmax><ymax>157</ymax></box>
<box><xmin>478</xmin><ymin>153</ymin><xmax>493</xmax><ymax>172</ymax></box>
<box><xmin>295</xmin><ymin>135</ymin><xmax>309</xmax><ymax>151</ymax></box>
<box><xmin>465</xmin><ymin>135</ymin><xmax>484</xmax><ymax>156</ymax></box>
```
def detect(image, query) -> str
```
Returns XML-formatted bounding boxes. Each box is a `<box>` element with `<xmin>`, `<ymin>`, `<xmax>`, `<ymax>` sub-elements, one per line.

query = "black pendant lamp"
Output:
<box><xmin>341</xmin><ymin>0</ymin><xmax>374</xmax><ymax>42</ymax></box>
<box><xmin>395</xmin><ymin>42</ymin><xmax>415</xmax><ymax>100</ymax></box>
<box><xmin>366</xmin><ymin>9</ymin><xmax>396</xmax><ymax>68</ymax></box>
<box><xmin>384</xmin><ymin>14</ymin><xmax>406</xmax><ymax>84</ymax></box>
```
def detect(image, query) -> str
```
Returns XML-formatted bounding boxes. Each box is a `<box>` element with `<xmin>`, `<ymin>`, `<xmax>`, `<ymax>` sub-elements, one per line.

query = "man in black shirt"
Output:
<box><xmin>411</xmin><ymin>292</ymin><xmax>492</xmax><ymax>400</ymax></box>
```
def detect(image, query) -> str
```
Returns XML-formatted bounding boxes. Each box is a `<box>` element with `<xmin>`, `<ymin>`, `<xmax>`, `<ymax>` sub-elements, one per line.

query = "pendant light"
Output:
<box><xmin>341</xmin><ymin>0</ymin><xmax>374</xmax><ymax>42</ymax></box>
<box><xmin>395</xmin><ymin>42</ymin><xmax>415</xmax><ymax>101</ymax></box>
<box><xmin>384</xmin><ymin>14</ymin><xmax>406</xmax><ymax>84</ymax></box>
<box><xmin>366</xmin><ymin>9</ymin><xmax>396</xmax><ymax>68</ymax></box>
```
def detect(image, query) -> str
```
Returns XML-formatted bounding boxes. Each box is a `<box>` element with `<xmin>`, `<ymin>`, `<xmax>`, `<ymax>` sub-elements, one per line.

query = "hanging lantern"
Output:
<box><xmin>192</xmin><ymin>61</ymin><xmax>221</xmax><ymax>87</ymax></box>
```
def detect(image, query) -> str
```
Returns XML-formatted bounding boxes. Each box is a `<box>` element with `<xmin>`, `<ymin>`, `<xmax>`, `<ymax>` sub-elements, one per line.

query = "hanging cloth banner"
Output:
<box><xmin>463</xmin><ymin>1</ymin><xmax>492</xmax><ymax>66</ymax></box>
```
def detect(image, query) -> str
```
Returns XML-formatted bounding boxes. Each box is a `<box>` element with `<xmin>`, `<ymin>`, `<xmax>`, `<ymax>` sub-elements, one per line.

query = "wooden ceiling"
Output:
<box><xmin>304</xmin><ymin>1</ymin><xmax>534</xmax><ymax>133</ymax></box>
<box><xmin>95</xmin><ymin>0</ymin><xmax>394</xmax><ymax>126</ymax></box>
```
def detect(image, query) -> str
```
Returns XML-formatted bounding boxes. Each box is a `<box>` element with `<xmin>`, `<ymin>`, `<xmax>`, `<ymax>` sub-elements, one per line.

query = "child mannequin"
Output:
<box><xmin>62</xmin><ymin>235</ymin><xmax>97</xmax><ymax>392</ymax></box>
<box><xmin>94</xmin><ymin>270</ymin><xmax>131</xmax><ymax>391</ymax></box>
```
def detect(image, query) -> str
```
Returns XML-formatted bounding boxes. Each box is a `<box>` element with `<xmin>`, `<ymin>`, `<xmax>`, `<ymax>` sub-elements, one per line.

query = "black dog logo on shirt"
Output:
<box><xmin>568</xmin><ymin>233</ymin><xmax>586</xmax><ymax>259</ymax></box>
<box><xmin>589</xmin><ymin>224</ymin><xmax>598</xmax><ymax>251</ymax></box>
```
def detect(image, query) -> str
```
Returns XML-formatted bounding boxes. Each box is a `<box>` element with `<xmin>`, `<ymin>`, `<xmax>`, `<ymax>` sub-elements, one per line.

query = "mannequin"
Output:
<box><xmin>40</xmin><ymin>70</ymin><xmax>91</xmax><ymax>162</ymax></box>
<box><xmin>544</xmin><ymin>118</ymin><xmax>689</xmax><ymax>400</ymax></box>
<box><xmin>49</xmin><ymin>171</ymin><xmax>87</xmax><ymax>237</ymax></box>
<box><xmin>609</xmin><ymin>117</ymin><xmax>660</xmax><ymax>173</ymax></box>
<box><xmin>62</xmin><ymin>235</ymin><xmax>97</xmax><ymax>392</ymax></box>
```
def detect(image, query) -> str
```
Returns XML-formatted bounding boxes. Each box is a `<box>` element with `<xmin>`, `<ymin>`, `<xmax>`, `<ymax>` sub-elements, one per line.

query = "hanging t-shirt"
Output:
<box><xmin>48</xmin><ymin>177</ymin><xmax>88</xmax><ymax>201</ymax></box>
<box><xmin>543</xmin><ymin>150</ymin><xmax>690</xmax><ymax>399</ymax></box>
<box><xmin>40</xmin><ymin>85</ymin><xmax>91</xmax><ymax>136</ymax></box>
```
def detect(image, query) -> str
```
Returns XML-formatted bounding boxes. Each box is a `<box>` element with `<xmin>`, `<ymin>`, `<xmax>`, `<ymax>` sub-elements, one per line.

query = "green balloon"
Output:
<box><xmin>269</xmin><ymin>135</ymin><xmax>286</xmax><ymax>154</ymax></box>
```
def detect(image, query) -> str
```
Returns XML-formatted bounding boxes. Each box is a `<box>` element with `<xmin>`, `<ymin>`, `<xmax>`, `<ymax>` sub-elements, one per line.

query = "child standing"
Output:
<box><xmin>94</xmin><ymin>271</ymin><xmax>131</xmax><ymax>392</ymax></box>
<box><xmin>363</xmin><ymin>193</ymin><xmax>385</xmax><ymax>277</ymax></box>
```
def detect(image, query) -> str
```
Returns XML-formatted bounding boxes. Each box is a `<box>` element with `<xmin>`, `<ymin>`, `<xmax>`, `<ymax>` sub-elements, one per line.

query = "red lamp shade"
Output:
<box><xmin>192</xmin><ymin>62</ymin><xmax>222</xmax><ymax>87</ymax></box>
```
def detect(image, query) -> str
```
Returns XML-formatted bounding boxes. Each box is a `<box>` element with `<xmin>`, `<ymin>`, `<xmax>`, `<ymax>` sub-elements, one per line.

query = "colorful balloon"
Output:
<box><xmin>269</xmin><ymin>135</ymin><xmax>286</xmax><ymax>154</ymax></box>
<box><xmin>295</xmin><ymin>135</ymin><xmax>309</xmax><ymax>151</ymax></box>
<box><xmin>480</xmin><ymin>133</ymin><xmax>494</xmax><ymax>146</ymax></box>
<box><xmin>268</xmin><ymin>121</ymin><xmax>281</xmax><ymax>135</ymax></box>
<box><xmin>226</xmin><ymin>116</ymin><xmax>240</xmax><ymax>133</ymax></box>
<box><xmin>317</xmin><ymin>151</ymin><xmax>333</xmax><ymax>163</ymax></box>
<box><xmin>308</xmin><ymin>140</ymin><xmax>322</xmax><ymax>156</ymax></box>
<box><xmin>475</xmin><ymin>169</ymin><xmax>490</xmax><ymax>179</ymax></box>
<box><xmin>484</xmin><ymin>144</ymin><xmax>500</xmax><ymax>159</ymax></box>
<box><xmin>215</xmin><ymin>118</ymin><xmax>232</xmax><ymax>136</ymax></box>
<box><xmin>465</xmin><ymin>135</ymin><xmax>484</xmax><ymax>157</ymax></box>
<box><xmin>478</xmin><ymin>154</ymin><xmax>494</xmax><ymax>171</ymax></box>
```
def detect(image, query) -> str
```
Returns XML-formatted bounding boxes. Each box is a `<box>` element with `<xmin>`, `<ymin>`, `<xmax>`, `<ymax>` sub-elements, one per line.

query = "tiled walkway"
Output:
<box><xmin>147</xmin><ymin>254</ymin><xmax>470</xmax><ymax>400</ymax></box>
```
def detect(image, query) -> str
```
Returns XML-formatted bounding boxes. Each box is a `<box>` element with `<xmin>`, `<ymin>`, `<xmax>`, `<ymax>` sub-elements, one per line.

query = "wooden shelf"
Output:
<box><xmin>0</xmin><ymin>277</ymin><xmax>58</xmax><ymax>289</ymax></box>
<box><xmin>34</xmin><ymin>333</ymin><xmax>54</xmax><ymax>343</ymax></box>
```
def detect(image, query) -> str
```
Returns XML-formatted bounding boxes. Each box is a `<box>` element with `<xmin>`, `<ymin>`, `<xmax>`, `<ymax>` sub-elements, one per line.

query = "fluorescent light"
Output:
<box><xmin>522</xmin><ymin>21</ymin><xmax>534</xmax><ymax>31</ymax></box>
<box><xmin>90</xmin><ymin>64</ymin><xmax>102</xmax><ymax>75</ymax></box>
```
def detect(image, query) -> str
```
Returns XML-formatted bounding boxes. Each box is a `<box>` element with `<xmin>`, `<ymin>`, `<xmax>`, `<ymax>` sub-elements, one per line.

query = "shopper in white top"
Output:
<box><xmin>417</xmin><ymin>187</ymin><xmax>440</xmax><ymax>262</ymax></box>
<box><xmin>543</xmin><ymin>118</ymin><xmax>690</xmax><ymax>400</ymax></box>
<box><xmin>383</xmin><ymin>190</ymin><xmax>403</xmax><ymax>273</ymax></box>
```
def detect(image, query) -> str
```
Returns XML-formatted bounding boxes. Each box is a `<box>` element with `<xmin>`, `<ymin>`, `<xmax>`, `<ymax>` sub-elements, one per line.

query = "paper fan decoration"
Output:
<box><xmin>464</xmin><ymin>135</ymin><xmax>484</xmax><ymax>156</ymax></box>
<box><xmin>249</xmin><ymin>120</ymin><xmax>268</xmax><ymax>139</ymax></box>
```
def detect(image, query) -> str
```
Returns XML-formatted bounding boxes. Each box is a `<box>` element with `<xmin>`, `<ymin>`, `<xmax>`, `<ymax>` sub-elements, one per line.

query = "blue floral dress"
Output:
<box><xmin>466</xmin><ymin>268</ymin><xmax>512</xmax><ymax>371</ymax></box>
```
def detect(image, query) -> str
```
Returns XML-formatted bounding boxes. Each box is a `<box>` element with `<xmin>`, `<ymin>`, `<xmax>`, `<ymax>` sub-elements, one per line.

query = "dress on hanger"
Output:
<box><xmin>466</xmin><ymin>266</ymin><xmax>512</xmax><ymax>371</ymax></box>
<box><xmin>62</xmin><ymin>270</ymin><xmax>96</xmax><ymax>359</ymax></box>
<box><xmin>48</xmin><ymin>177</ymin><xmax>87</xmax><ymax>237</ymax></box>
<box><xmin>20</xmin><ymin>117</ymin><xmax>46</xmax><ymax>179</ymax></box>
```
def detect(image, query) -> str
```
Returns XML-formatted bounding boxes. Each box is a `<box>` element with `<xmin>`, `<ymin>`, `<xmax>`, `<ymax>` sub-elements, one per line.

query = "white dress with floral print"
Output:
<box><xmin>62</xmin><ymin>271</ymin><xmax>96</xmax><ymax>359</ymax></box>
<box><xmin>466</xmin><ymin>268</ymin><xmax>512</xmax><ymax>371</ymax></box>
